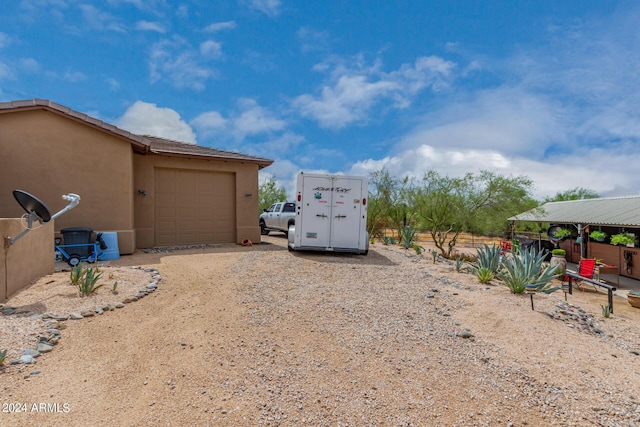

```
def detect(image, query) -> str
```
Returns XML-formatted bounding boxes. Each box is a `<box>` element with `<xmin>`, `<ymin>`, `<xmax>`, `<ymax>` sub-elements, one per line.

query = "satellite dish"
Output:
<box><xmin>13</xmin><ymin>190</ymin><xmax>52</xmax><ymax>223</ymax></box>
<box><xmin>547</xmin><ymin>225</ymin><xmax>565</xmax><ymax>242</ymax></box>
<box><xmin>6</xmin><ymin>190</ymin><xmax>79</xmax><ymax>247</ymax></box>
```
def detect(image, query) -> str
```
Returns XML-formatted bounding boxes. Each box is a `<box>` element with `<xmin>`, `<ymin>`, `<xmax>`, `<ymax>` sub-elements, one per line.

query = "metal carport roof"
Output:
<box><xmin>509</xmin><ymin>196</ymin><xmax>640</xmax><ymax>227</ymax></box>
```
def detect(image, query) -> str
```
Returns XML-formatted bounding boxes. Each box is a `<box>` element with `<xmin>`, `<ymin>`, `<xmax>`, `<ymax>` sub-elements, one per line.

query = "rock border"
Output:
<box><xmin>1</xmin><ymin>267</ymin><xmax>162</xmax><ymax>368</ymax></box>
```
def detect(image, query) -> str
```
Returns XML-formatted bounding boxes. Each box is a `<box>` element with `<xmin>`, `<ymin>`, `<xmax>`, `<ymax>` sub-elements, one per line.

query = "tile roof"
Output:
<box><xmin>144</xmin><ymin>136</ymin><xmax>272</xmax><ymax>168</ymax></box>
<box><xmin>0</xmin><ymin>99</ymin><xmax>274</xmax><ymax>169</ymax></box>
<box><xmin>509</xmin><ymin>196</ymin><xmax>640</xmax><ymax>227</ymax></box>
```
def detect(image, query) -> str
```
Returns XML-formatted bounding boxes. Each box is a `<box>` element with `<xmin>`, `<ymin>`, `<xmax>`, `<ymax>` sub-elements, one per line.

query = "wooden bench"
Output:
<box><xmin>565</xmin><ymin>270</ymin><xmax>617</xmax><ymax>313</ymax></box>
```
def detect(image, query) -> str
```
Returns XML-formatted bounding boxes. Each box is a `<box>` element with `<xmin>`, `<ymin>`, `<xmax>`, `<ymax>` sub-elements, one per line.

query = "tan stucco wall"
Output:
<box><xmin>133</xmin><ymin>153</ymin><xmax>261</xmax><ymax>248</ymax></box>
<box><xmin>0</xmin><ymin>109</ymin><xmax>136</xmax><ymax>254</ymax></box>
<box><xmin>1</xmin><ymin>219</ymin><xmax>54</xmax><ymax>302</ymax></box>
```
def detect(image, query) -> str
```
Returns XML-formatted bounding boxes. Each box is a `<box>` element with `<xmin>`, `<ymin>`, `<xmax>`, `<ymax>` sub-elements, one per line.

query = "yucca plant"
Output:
<box><xmin>69</xmin><ymin>264</ymin><xmax>86</xmax><ymax>286</ymax></box>
<box><xmin>601</xmin><ymin>304</ymin><xmax>611</xmax><ymax>318</ymax></box>
<box><xmin>468</xmin><ymin>244</ymin><xmax>503</xmax><ymax>276</ymax></box>
<box><xmin>498</xmin><ymin>246</ymin><xmax>561</xmax><ymax>294</ymax></box>
<box><xmin>0</xmin><ymin>348</ymin><xmax>7</xmax><ymax>365</ymax></box>
<box><xmin>78</xmin><ymin>266</ymin><xmax>103</xmax><ymax>296</ymax></box>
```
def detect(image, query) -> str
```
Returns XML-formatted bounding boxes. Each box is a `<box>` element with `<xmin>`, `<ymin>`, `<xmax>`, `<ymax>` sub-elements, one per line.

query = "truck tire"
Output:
<box><xmin>260</xmin><ymin>221</ymin><xmax>269</xmax><ymax>235</ymax></box>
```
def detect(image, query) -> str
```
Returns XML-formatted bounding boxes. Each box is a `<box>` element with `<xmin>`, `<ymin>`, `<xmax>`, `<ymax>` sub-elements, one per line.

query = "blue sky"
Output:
<box><xmin>1</xmin><ymin>1</ymin><xmax>639</xmax><ymax>200</ymax></box>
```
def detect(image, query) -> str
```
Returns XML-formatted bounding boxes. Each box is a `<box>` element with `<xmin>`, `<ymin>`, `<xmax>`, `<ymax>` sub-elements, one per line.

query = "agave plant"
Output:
<box><xmin>382</xmin><ymin>236</ymin><xmax>396</xmax><ymax>245</ymax></box>
<box><xmin>498</xmin><ymin>246</ymin><xmax>561</xmax><ymax>294</ymax></box>
<box><xmin>400</xmin><ymin>226</ymin><xmax>417</xmax><ymax>250</ymax></box>
<box><xmin>0</xmin><ymin>348</ymin><xmax>7</xmax><ymax>366</ymax></box>
<box><xmin>476</xmin><ymin>267</ymin><xmax>495</xmax><ymax>284</ymax></box>
<box><xmin>468</xmin><ymin>244</ymin><xmax>503</xmax><ymax>275</ymax></box>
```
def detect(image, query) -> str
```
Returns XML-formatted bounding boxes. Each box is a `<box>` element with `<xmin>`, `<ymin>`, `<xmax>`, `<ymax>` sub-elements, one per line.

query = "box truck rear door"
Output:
<box><xmin>329</xmin><ymin>176</ymin><xmax>364</xmax><ymax>250</ymax></box>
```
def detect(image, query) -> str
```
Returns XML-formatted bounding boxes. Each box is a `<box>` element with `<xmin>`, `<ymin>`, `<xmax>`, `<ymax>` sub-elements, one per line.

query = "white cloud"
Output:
<box><xmin>296</xmin><ymin>27</ymin><xmax>330</xmax><ymax>53</ymax></box>
<box><xmin>199</xmin><ymin>40</ymin><xmax>222</xmax><ymax>59</ymax></box>
<box><xmin>135</xmin><ymin>20</ymin><xmax>165</xmax><ymax>33</ymax></box>
<box><xmin>191</xmin><ymin>100</ymin><xmax>291</xmax><ymax>151</ymax></box>
<box><xmin>243</xmin><ymin>0</ymin><xmax>281</xmax><ymax>17</ymax></box>
<box><xmin>250</xmin><ymin>132</ymin><xmax>304</xmax><ymax>159</ymax></box>
<box><xmin>203</xmin><ymin>21</ymin><xmax>236</xmax><ymax>32</ymax></box>
<box><xmin>115</xmin><ymin>101</ymin><xmax>197</xmax><ymax>144</ymax></box>
<box><xmin>190</xmin><ymin>110</ymin><xmax>228</xmax><ymax>137</ymax></box>
<box><xmin>397</xmin><ymin>87</ymin><xmax>562</xmax><ymax>157</ymax></box>
<box><xmin>230</xmin><ymin>98</ymin><xmax>286</xmax><ymax>139</ymax></box>
<box><xmin>293</xmin><ymin>55</ymin><xmax>455</xmax><ymax>129</ymax></box>
<box><xmin>79</xmin><ymin>4</ymin><xmax>127</xmax><ymax>33</ymax></box>
<box><xmin>0</xmin><ymin>32</ymin><xmax>11</xmax><ymax>48</ymax></box>
<box><xmin>106</xmin><ymin>77</ymin><xmax>120</xmax><ymax>91</ymax></box>
<box><xmin>0</xmin><ymin>61</ymin><xmax>12</xmax><ymax>79</ymax></box>
<box><xmin>148</xmin><ymin>36</ymin><xmax>215</xmax><ymax>90</ymax></box>
<box><xmin>63</xmin><ymin>71</ymin><xmax>88</xmax><ymax>82</ymax></box>
<box><xmin>19</xmin><ymin>58</ymin><xmax>40</xmax><ymax>73</ymax></box>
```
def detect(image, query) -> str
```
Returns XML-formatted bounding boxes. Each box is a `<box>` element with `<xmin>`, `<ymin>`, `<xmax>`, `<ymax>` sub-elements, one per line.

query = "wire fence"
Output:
<box><xmin>378</xmin><ymin>229</ymin><xmax>548</xmax><ymax>249</ymax></box>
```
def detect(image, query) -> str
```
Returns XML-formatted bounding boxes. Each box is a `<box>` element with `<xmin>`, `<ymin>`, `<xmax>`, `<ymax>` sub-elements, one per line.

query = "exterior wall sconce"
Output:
<box><xmin>138</xmin><ymin>189</ymin><xmax>147</xmax><ymax>196</ymax></box>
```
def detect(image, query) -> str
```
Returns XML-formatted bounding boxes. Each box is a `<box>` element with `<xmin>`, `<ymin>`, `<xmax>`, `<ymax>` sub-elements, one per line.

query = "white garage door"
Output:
<box><xmin>155</xmin><ymin>168</ymin><xmax>236</xmax><ymax>246</ymax></box>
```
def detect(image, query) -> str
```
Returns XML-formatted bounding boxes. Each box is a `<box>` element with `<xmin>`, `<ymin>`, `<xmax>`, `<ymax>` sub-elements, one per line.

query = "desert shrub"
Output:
<box><xmin>499</xmin><ymin>246</ymin><xmax>560</xmax><ymax>294</ymax></box>
<box><xmin>0</xmin><ymin>349</ymin><xmax>7</xmax><ymax>365</ymax></box>
<box><xmin>78</xmin><ymin>266</ymin><xmax>103</xmax><ymax>296</ymax></box>
<box><xmin>453</xmin><ymin>253</ymin><xmax>477</xmax><ymax>263</ymax></box>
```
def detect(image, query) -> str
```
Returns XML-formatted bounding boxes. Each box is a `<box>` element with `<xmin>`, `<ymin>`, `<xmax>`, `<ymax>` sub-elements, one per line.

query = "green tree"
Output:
<box><xmin>258</xmin><ymin>176</ymin><xmax>286</xmax><ymax>213</ymax></box>
<box><xmin>367</xmin><ymin>169</ymin><xmax>415</xmax><ymax>240</ymax></box>
<box><xmin>543</xmin><ymin>187</ymin><xmax>599</xmax><ymax>203</ymax></box>
<box><xmin>411</xmin><ymin>170</ymin><xmax>536</xmax><ymax>258</ymax></box>
<box><xmin>470</xmin><ymin>172</ymin><xmax>537</xmax><ymax>236</ymax></box>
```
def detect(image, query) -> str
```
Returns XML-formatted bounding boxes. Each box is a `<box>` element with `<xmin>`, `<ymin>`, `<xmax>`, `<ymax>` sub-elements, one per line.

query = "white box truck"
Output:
<box><xmin>288</xmin><ymin>172</ymin><xmax>369</xmax><ymax>255</ymax></box>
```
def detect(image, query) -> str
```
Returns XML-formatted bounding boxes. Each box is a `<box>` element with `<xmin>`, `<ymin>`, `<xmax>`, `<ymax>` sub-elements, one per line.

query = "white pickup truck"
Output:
<box><xmin>259</xmin><ymin>202</ymin><xmax>296</xmax><ymax>235</ymax></box>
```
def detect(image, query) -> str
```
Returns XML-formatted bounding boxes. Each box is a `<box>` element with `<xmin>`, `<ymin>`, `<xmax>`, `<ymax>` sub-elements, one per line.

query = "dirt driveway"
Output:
<box><xmin>2</xmin><ymin>235</ymin><xmax>640</xmax><ymax>426</ymax></box>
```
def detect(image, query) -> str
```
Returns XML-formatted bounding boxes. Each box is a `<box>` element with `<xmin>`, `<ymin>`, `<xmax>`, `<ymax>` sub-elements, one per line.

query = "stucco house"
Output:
<box><xmin>0</xmin><ymin>99</ymin><xmax>273</xmax><ymax>254</ymax></box>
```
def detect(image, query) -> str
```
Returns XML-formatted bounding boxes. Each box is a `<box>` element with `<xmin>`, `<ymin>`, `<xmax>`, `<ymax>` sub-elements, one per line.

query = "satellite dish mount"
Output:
<box><xmin>4</xmin><ymin>190</ymin><xmax>80</xmax><ymax>247</ymax></box>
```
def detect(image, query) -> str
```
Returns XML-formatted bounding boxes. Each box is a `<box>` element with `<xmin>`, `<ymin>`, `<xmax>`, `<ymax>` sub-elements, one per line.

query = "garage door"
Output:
<box><xmin>155</xmin><ymin>168</ymin><xmax>236</xmax><ymax>246</ymax></box>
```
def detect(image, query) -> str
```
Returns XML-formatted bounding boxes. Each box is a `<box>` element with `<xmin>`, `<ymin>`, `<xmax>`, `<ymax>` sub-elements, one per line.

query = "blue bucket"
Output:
<box><xmin>98</xmin><ymin>231</ymin><xmax>120</xmax><ymax>261</ymax></box>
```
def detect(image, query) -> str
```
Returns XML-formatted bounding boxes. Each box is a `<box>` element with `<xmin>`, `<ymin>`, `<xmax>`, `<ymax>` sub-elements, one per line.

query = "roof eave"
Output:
<box><xmin>149</xmin><ymin>148</ymin><xmax>274</xmax><ymax>169</ymax></box>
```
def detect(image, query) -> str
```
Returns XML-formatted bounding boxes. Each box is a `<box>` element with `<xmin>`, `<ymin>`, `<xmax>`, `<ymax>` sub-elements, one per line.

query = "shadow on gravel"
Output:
<box><xmin>288</xmin><ymin>248</ymin><xmax>397</xmax><ymax>266</ymax></box>
<box><xmin>264</xmin><ymin>233</ymin><xmax>397</xmax><ymax>266</ymax></box>
<box><xmin>106</xmin><ymin>234</ymin><xmax>396</xmax><ymax>268</ymax></box>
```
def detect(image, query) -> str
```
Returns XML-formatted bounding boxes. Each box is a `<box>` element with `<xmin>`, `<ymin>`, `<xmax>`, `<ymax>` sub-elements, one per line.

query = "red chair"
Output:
<box><xmin>576</xmin><ymin>258</ymin><xmax>598</xmax><ymax>291</ymax></box>
<box><xmin>500</xmin><ymin>241</ymin><xmax>512</xmax><ymax>254</ymax></box>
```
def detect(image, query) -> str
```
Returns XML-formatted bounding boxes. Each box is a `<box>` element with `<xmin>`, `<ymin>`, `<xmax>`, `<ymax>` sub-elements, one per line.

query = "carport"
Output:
<box><xmin>509</xmin><ymin>196</ymin><xmax>640</xmax><ymax>282</ymax></box>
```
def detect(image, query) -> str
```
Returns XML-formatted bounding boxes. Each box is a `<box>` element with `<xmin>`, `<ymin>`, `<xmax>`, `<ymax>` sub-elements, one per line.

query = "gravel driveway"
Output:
<box><xmin>3</xmin><ymin>235</ymin><xmax>640</xmax><ymax>426</ymax></box>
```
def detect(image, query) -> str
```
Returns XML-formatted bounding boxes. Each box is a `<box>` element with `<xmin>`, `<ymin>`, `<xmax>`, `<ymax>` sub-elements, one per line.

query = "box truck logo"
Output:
<box><xmin>312</xmin><ymin>186</ymin><xmax>352</xmax><ymax>193</ymax></box>
<box><xmin>314</xmin><ymin>192</ymin><xmax>322</xmax><ymax>199</ymax></box>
